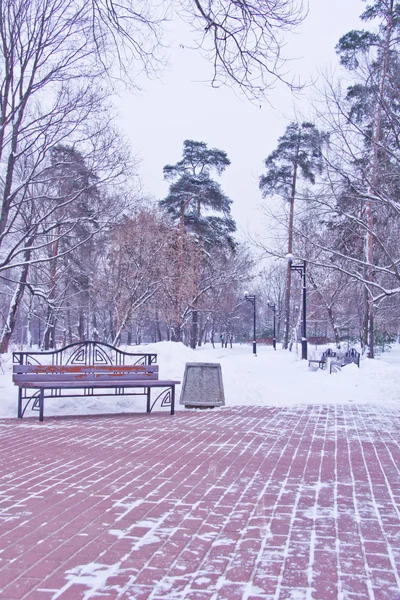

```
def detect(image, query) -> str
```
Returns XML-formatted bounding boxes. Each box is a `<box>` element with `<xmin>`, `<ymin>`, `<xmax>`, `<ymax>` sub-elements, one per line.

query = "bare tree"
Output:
<box><xmin>93</xmin><ymin>208</ymin><xmax>175</xmax><ymax>346</ymax></box>
<box><xmin>89</xmin><ymin>0</ymin><xmax>305</xmax><ymax>99</ymax></box>
<box><xmin>178</xmin><ymin>0</ymin><xmax>304</xmax><ymax>98</ymax></box>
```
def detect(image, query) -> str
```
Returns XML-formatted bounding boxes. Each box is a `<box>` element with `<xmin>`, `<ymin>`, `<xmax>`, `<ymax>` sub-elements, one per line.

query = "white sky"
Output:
<box><xmin>115</xmin><ymin>0</ymin><xmax>364</xmax><ymax>239</ymax></box>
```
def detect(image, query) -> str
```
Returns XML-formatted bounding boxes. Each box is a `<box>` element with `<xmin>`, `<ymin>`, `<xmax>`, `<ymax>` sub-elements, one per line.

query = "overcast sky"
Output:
<box><xmin>115</xmin><ymin>0</ymin><xmax>365</xmax><ymax>239</ymax></box>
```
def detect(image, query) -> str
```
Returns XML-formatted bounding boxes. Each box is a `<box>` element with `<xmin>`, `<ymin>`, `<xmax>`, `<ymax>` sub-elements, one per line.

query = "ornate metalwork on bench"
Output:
<box><xmin>149</xmin><ymin>388</ymin><xmax>173</xmax><ymax>413</ymax></box>
<box><xmin>13</xmin><ymin>340</ymin><xmax>157</xmax><ymax>368</ymax></box>
<box><xmin>23</xmin><ymin>390</ymin><xmax>42</xmax><ymax>418</ymax></box>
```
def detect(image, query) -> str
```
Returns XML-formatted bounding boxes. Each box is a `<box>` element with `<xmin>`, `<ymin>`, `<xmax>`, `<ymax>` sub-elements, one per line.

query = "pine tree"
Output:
<box><xmin>160</xmin><ymin>139</ymin><xmax>236</xmax><ymax>346</ymax></box>
<box><xmin>259</xmin><ymin>122</ymin><xmax>327</xmax><ymax>349</ymax></box>
<box><xmin>160</xmin><ymin>140</ymin><xmax>236</xmax><ymax>249</ymax></box>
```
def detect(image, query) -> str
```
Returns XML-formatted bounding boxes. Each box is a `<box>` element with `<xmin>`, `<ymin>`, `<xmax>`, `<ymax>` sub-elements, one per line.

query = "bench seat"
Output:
<box><xmin>308</xmin><ymin>359</ymin><xmax>326</xmax><ymax>370</ymax></box>
<box><xmin>13</xmin><ymin>355</ymin><xmax>180</xmax><ymax>421</ymax></box>
<box><xmin>15</xmin><ymin>379</ymin><xmax>180</xmax><ymax>389</ymax></box>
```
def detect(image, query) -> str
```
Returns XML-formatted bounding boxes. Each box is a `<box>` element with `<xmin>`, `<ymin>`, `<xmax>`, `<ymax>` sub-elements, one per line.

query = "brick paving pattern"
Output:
<box><xmin>0</xmin><ymin>405</ymin><xmax>400</xmax><ymax>599</ymax></box>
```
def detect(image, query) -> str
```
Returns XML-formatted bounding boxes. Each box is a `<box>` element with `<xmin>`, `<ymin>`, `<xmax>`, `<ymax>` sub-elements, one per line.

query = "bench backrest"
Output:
<box><xmin>322</xmin><ymin>349</ymin><xmax>336</xmax><ymax>359</ymax></box>
<box><xmin>13</xmin><ymin>364</ymin><xmax>159</xmax><ymax>384</ymax></box>
<box><xmin>344</xmin><ymin>348</ymin><xmax>360</xmax><ymax>366</ymax></box>
<box><xmin>13</xmin><ymin>341</ymin><xmax>157</xmax><ymax>368</ymax></box>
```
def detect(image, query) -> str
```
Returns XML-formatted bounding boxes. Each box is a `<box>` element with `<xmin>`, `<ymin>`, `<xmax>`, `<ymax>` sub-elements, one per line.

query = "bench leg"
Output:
<box><xmin>146</xmin><ymin>388</ymin><xmax>151</xmax><ymax>413</ymax></box>
<box><xmin>18</xmin><ymin>388</ymin><xmax>23</xmax><ymax>419</ymax></box>
<box><xmin>39</xmin><ymin>389</ymin><xmax>44</xmax><ymax>422</ymax></box>
<box><xmin>171</xmin><ymin>386</ymin><xmax>175</xmax><ymax>416</ymax></box>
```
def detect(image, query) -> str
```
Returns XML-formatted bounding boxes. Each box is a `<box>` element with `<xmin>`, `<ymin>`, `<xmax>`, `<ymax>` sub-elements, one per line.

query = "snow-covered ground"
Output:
<box><xmin>1</xmin><ymin>341</ymin><xmax>400</xmax><ymax>419</ymax></box>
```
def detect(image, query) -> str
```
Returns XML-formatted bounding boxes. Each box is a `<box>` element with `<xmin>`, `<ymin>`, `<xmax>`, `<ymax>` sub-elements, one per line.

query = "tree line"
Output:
<box><xmin>0</xmin><ymin>0</ymin><xmax>304</xmax><ymax>353</ymax></box>
<box><xmin>258</xmin><ymin>0</ymin><xmax>400</xmax><ymax>358</ymax></box>
<box><xmin>2</xmin><ymin>0</ymin><xmax>399</xmax><ymax>359</ymax></box>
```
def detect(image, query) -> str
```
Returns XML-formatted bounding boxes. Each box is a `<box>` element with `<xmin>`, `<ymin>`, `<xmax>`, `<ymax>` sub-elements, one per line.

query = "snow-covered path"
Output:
<box><xmin>1</xmin><ymin>405</ymin><xmax>400</xmax><ymax>599</ymax></box>
<box><xmin>1</xmin><ymin>343</ymin><xmax>400</xmax><ymax>598</ymax></box>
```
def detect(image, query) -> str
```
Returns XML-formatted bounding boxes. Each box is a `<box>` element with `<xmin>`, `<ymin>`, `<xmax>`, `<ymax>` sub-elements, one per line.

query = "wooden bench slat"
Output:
<box><xmin>15</xmin><ymin>379</ymin><xmax>180</xmax><ymax>389</ymax></box>
<box><xmin>14</xmin><ymin>373</ymin><xmax>159</xmax><ymax>383</ymax></box>
<box><xmin>13</xmin><ymin>364</ymin><xmax>159</xmax><ymax>374</ymax></box>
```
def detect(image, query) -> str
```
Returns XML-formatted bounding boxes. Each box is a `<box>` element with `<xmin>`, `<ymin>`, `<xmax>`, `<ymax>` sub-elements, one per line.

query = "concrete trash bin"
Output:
<box><xmin>179</xmin><ymin>362</ymin><xmax>225</xmax><ymax>408</ymax></box>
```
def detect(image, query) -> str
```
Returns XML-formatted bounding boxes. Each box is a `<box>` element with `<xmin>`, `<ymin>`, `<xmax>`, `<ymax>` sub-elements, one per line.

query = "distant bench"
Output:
<box><xmin>308</xmin><ymin>347</ymin><xmax>361</xmax><ymax>373</ymax></box>
<box><xmin>13</xmin><ymin>341</ymin><xmax>180</xmax><ymax>421</ymax></box>
<box><xmin>329</xmin><ymin>348</ymin><xmax>361</xmax><ymax>373</ymax></box>
<box><xmin>308</xmin><ymin>348</ymin><xmax>337</xmax><ymax>370</ymax></box>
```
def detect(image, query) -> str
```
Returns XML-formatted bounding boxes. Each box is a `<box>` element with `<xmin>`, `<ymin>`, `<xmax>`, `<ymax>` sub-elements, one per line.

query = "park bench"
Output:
<box><xmin>329</xmin><ymin>348</ymin><xmax>361</xmax><ymax>373</ymax></box>
<box><xmin>13</xmin><ymin>341</ymin><xmax>180</xmax><ymax>421</ymax></box>
<box><xmin>308</xmin><ymin>348</ymin><xmax>337</xmax><ymax>370</ymax></box>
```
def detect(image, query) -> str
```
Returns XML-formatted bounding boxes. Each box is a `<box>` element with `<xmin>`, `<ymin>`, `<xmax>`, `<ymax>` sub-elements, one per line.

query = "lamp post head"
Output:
<box><xmin>244</xmin><ymin>291</ymin><xmax>249</xmax><ymax>298</ymax></box>
<box><xmin>285</xmin><ymin>253</ymin><xmax>293</xmax><ymax>264</ymax></box>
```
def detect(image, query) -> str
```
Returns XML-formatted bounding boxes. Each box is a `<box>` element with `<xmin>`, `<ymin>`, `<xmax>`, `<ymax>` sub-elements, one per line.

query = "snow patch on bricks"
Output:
<box><xmin>52</xmin><ymin>561</ymin><xmax>121</xmax><ymax>599</ymax></box>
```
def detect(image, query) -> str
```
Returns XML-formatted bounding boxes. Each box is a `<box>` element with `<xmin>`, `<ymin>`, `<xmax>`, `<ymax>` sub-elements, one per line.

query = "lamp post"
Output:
<box><xmin>244</xmin><ymin>291</ymin><xmax>257</xmax><ymax>356</ymax></box>
<box><xmin>267</xmin><ymin>302</ymin><xmax>277</xmax><ymax>350</ymax></box>
<box><xmin>286</xmin><ymin>254</ymin><xmax>307</xmax><ymax>360</ymax></box>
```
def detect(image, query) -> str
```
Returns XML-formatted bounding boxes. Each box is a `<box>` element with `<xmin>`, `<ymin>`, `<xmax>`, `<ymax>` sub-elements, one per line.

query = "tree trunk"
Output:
<box><xmin>155</xmin><ymin>312</ymin><xmax>163</xmax><ymax>342</ymax></box>
<box><xmin>0</xmin><ymin>253</ymin><xmax>30</xmax><ymax>353</ymax></box>
<box><xmin>283</xmin><ymin>266</ymin><xmax>292</xmax><ymax>350</ymax></box>
<box><xmin>66</xmin><ymin>303</ymin><xmax>73</xmax><ymax>345</ymax></box>
<box><xmin>190</xmin><ymin>306</ymin><xmax>198</xmax><ymax>349</ymax></box>
<box><xmin>176</xmin><ymin>199</ymin><xmax>192</xmax><ymax>342</ymax></box>
<box><xmin>362</xmin><ymin>285</ymin><xmax>369</xmax><ymax>354</ymax></box>
<box><xmin>92</xmin><ymin>312</ymin><xmax>99</xmax><ymax>341</ymax></box>
<box><xmin>78</xmin><ymin>309</ymin><xmax>85</xmax><ymax>341</ymax></box>
<box><xmin>328</xmin><ymin>311</ymin><xmax>341</xmax><ymax>349</ymax></box>
<box><xmin>197</xmin><ymin>313</ymin><xmax>203</xmax><ymax>347</ymax></box>
<box><xmin>199</xmin><ymin>317</ymin><xmax>209</xmax><ymax>346</ymax></box>
<box><xmin>367</xmin><ymin>296</ymin><xmax>374</xmax><ymax>358</ymax></box>
<box><xmin>0</xmin><ymin>279</ymin><xmax>26</xmax><ymax>353</ymax></box>
<box><xmin>283</xmin><ymin>157</ymin><xmax>298</xmax><ymax>350</ymax></box>
<box><xmin>364</xmin><ymin>1</ymin><xmax>393</xmax><ymax>359</ymax></box>
<box><xmin>171</xmin><ymin>323</ymin><xmax>182</xmax><ymax>342</ymax></box>
<box><xmin>26</xmin><ymin>293</ymin><xmax>34</xmax><ymax>348</ymax></box>
<box><xmin>42</xmin><ymin>307</ymin><xmax>57</xmax><ymax>350</ymax></box>
<box><xmin>112</xmin><ymin>308</ymin><xmax>131</xmax><ymax>347</ymax></box>
<box><xmin>108</xmin><ymin>310</ymin><xmax>115</xmax><ymax>343</ymax></box>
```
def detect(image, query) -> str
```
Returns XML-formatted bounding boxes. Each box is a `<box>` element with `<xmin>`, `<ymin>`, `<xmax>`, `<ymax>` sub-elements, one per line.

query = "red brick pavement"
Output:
<box><xmin>1</xmin><ymin>405</ymin><xmax>400</xmax><ymax>599</ymax></box>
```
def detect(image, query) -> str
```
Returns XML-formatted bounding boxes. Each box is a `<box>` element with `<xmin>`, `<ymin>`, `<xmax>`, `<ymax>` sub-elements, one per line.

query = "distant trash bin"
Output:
<box><xmin>179</xmin><ymin>362</ymin><xmax>225</xmax><ymax>409</ymax></box>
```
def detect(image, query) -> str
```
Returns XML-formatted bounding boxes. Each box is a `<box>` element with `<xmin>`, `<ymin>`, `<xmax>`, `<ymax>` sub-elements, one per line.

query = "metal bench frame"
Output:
<box><xmin>308</xmin><ymin>348</ymin><xmax>337</xmax><ymax>370</ymax></box>
<box><xmin>329</xmin><ymin>348</ymin><xmax>361</xmax><ymax>373</ymax></box>
<box><xmin>12</xmin><ymin>341</ymin><xmax>179</xmax><ymax>421</ymax></box>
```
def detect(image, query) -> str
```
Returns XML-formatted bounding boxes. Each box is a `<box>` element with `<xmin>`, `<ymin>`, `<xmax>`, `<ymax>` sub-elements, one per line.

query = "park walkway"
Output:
<box><xmin>0</xmin><ymin>405</ymin><xmax>400</xmax><ymax>599</ymax></box>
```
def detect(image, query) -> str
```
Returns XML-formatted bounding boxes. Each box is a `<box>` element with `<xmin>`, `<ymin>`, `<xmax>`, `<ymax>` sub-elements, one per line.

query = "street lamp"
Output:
<box><xmin>267</xmin><ymin>302</ymin><xmax>277</xmax><ymax>350</ymax></box>
<box><xmin>286</xmin><ymin>254</ymin><xmax>307</xmax><ymax>360</ymax></box>
<box><xmin>244</xmin><ymin>291</ymin><xmax>257</xmax><ymax>356</ymax></box>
